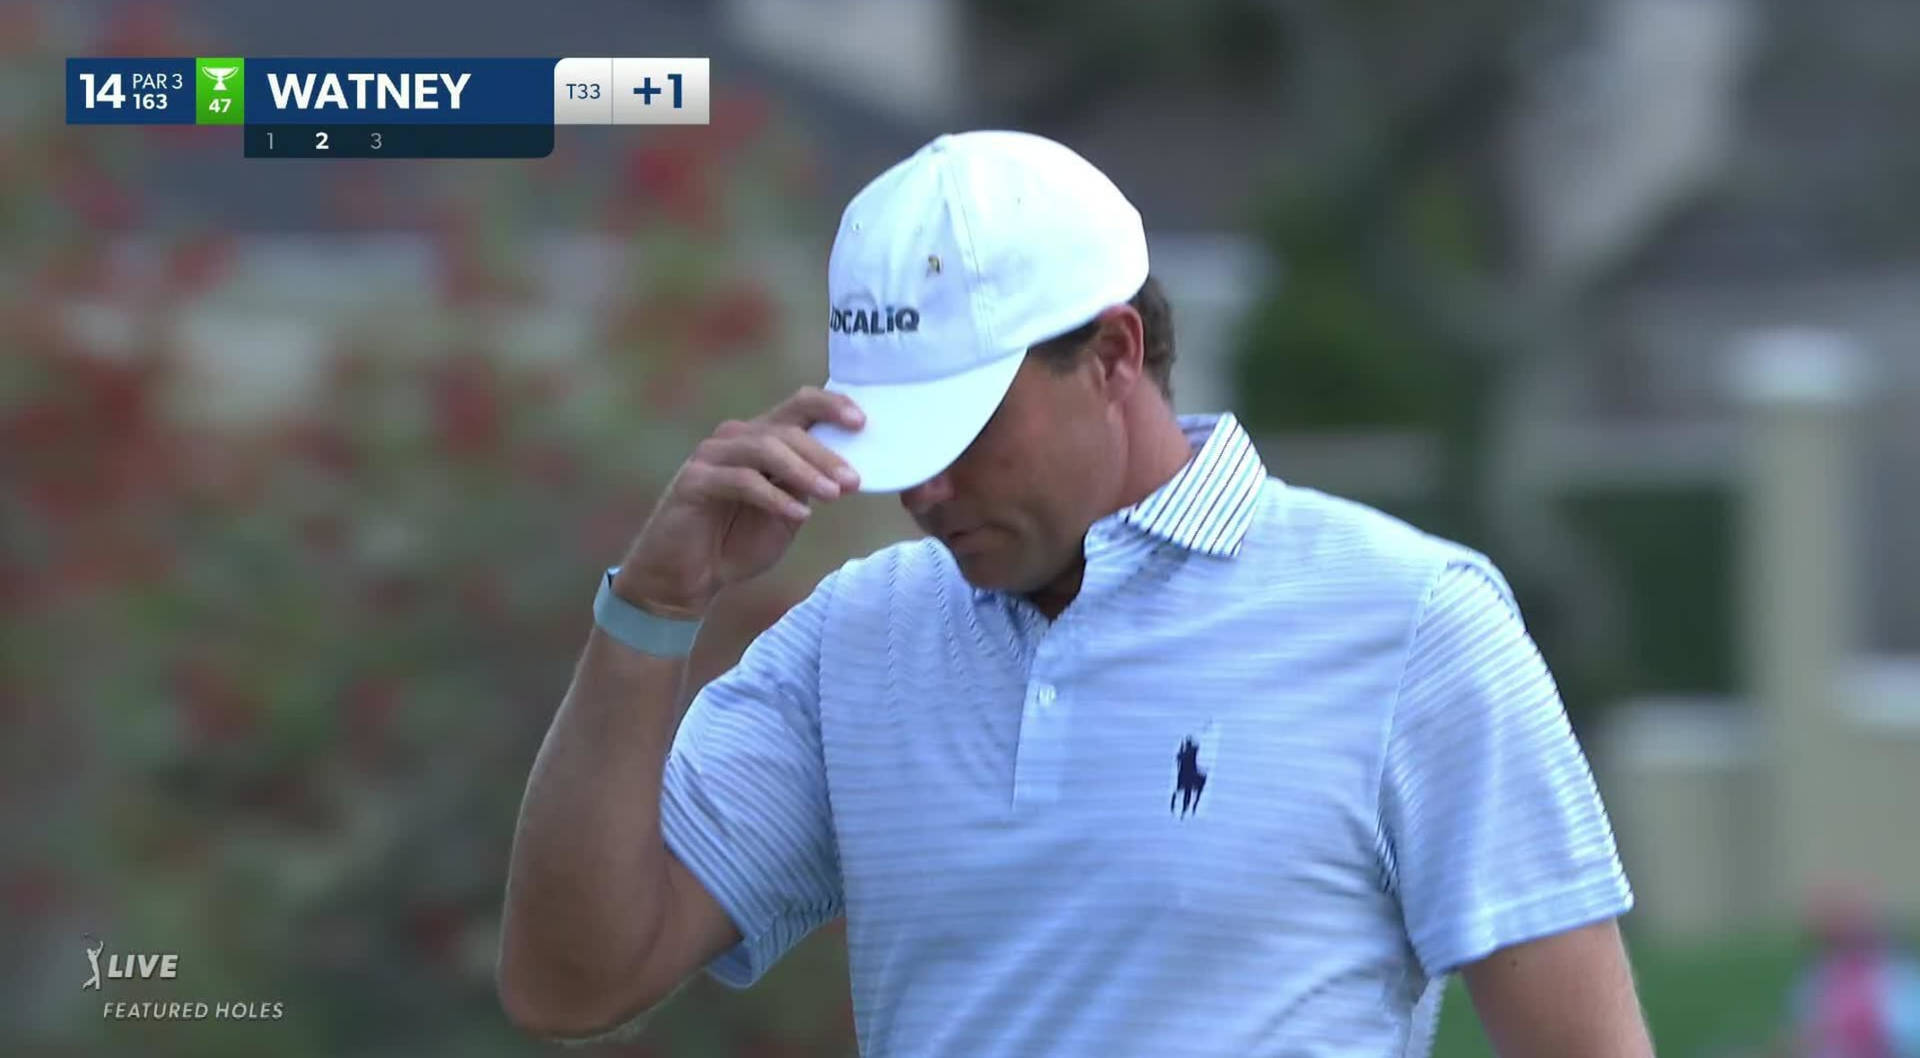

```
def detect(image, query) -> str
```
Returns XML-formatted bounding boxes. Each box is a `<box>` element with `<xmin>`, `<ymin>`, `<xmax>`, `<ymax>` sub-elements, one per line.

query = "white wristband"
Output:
<box><xmin>593</xmin><ymin>567</ymin><xmax>702</xmax><ymax>658</ymax></box>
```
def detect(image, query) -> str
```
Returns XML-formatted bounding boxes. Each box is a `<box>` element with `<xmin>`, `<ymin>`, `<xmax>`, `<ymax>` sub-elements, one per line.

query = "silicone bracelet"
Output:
<box><xmin>592</xmin><ymin>567</ymin><xmax>702</xmax><ymax>658</ymax></box>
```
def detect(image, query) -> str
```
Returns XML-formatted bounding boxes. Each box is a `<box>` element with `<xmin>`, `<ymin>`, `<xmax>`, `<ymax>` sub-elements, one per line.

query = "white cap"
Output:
<box><xmin>808</xmin><ymin>130</ymin><xmax>1150</xmax><ymax>493</ymax></box>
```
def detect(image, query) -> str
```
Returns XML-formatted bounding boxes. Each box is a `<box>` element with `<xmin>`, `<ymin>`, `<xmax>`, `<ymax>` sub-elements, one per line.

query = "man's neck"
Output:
<box><xmin>1114</xmin><ymin>409</ymin><xmax>1201</xmax><ymax>513</ymax></box>
<box><xmin>1027</xmin><ymin>562</ymin><xmax>1085</xmax><ymax>622</ymax></box>
<box><xmin>1025</xmin><ymin>409</ymin><xmax>1197</xmax><ymax>621</ymax></box>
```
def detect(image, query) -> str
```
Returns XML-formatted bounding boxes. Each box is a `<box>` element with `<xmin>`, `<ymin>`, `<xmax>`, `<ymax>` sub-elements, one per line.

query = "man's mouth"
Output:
<box><xmin>941</xmin><ymin>526</ymin><xmax>987</xmax><ymax>550</ymax></box>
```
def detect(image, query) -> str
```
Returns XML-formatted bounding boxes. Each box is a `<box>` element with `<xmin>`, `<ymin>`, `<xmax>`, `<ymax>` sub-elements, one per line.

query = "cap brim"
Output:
<box><xmin>808</xmin><ymin>351</ymin><xmax>1025</xmax><ymax>493</ymax></box>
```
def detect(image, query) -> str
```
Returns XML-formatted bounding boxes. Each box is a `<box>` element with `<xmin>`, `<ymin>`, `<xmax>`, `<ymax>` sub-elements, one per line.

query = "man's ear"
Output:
<box><xmin>1090</xmin><ymin>304</ymin><xmax>1147</xmax><ymax>402</ymax></box>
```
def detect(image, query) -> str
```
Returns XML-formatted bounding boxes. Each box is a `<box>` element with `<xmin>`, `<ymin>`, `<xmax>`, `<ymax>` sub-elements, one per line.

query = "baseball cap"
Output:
<box><xmin>808</xmin><ymin>130</ymin><xmax>1150</xmax><ymax>493</ymax></box>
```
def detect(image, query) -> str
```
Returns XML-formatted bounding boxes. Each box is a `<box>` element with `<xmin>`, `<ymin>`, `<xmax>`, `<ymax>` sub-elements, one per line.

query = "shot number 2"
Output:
<box><xmin>259</xmin><ymin>131</ymin><xmax>331</xmax><ymax>151</ymax></box>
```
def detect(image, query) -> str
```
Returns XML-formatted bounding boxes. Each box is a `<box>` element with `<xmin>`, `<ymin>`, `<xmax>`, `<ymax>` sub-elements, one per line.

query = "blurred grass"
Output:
<box><xmin>1431</xmin><ymin>932</ymin><xmax>1804</xmax><ymax>1058</ymax></box>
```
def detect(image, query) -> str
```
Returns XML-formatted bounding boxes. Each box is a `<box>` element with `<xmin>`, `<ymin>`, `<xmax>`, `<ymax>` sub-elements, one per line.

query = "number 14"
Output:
<box><xmin>79</xmin><ymin>72</ymin><xmax>127</xmax><ymax>109</ymax></box>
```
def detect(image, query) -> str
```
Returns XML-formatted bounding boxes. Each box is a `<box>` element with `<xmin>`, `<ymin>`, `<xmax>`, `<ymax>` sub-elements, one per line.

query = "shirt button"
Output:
<box><xmin>1035</xmin><ymin>684</ymin><xmax>1056</xmax><ymax>707</ymax></box>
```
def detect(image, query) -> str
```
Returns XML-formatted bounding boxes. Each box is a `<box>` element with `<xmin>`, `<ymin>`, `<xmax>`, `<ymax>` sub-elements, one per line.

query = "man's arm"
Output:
<box><xmin>497</xmin><ymin>389</ymin><xmax>864</xmax><ymax>1039</ymax></box>
<box><xmin>1380</xmin><ymin>561</ymin><xmax>1642</xmax><ymax>1053</ymax></box>
<box><xmin>1460</xmin><ymin>918</ymin><xmax>1653</xmax><ymax>1058</ymax></box>
<box><xmin>497</xmin><ymin>630</ymin><xmax>742</xmax><ymax>1038</ymax></box>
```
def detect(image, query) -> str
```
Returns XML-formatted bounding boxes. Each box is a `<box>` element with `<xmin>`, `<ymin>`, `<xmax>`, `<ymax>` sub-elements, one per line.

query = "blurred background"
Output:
<box><xmin>4</xmin><ymin>0</ymin><xmax>1918</xmax><ymax>1055</ymax></box>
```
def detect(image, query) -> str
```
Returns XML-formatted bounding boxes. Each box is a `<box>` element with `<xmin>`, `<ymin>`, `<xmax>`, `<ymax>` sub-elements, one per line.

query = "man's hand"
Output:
<box><xmin>615</xmin><ymin>387</ymin><xmax>864</xmax><ymax>618</ymax></box>
<box><xmin>1460</xmin><ymin>918</ymin><xmax>1654</xmax><ymax>1058</ymax></box>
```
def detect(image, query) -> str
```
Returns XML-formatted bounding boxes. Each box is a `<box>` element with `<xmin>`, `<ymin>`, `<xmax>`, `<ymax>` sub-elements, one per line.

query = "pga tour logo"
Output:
<box><xmin>82</xmin><ymin>934</ymin><xmax>286</xmax><ymax>1021</ymax></box>
<box><xmin>82</xmin><ymin>935</ymin><xmax>176</xmax><ymax>989</ymax></box>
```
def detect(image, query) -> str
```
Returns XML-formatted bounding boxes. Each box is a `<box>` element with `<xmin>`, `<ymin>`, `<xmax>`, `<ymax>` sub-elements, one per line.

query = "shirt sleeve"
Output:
<box><xmin>659</xmin><ymin>570</ymin><xmax>844</xmax><ymax>989</ymax></box>
<box><xmin>1379</xmin><ymin>561</ymin><xmax>1634</xmax><ymax>977</ymax></box>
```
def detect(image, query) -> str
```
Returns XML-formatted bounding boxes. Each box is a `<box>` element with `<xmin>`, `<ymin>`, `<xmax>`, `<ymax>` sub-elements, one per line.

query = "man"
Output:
<box><xmin>498</xmin><ymin>130</ymin><xmax>1652</xmax><ymax>1057</ymax></box>
<box><xmin>1786</xmin><ymin>885</ymin><xmax>1920</xmax><ymax>1058</ymax></box>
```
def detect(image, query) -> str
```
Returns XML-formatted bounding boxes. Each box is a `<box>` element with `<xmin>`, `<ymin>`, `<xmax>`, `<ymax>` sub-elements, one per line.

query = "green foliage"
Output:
<box><xmin>1233</xmin><ymin>260</ymin><xmax>1461</xmax><ymax>431</ymax></box>
<box><xmin>1557</xmin><ymin>486</ymin><xmax>1740</xmax><ymax>696</ymax></box>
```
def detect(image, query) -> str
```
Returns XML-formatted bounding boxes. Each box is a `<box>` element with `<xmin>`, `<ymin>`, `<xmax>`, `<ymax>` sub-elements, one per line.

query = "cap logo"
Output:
<box><xmin>829</xmin><ymin>305</ymin><xmax>920</xmax><ymax>336</ymax></box>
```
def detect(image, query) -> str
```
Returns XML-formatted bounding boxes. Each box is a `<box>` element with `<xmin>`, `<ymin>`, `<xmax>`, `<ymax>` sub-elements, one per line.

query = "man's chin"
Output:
<box><xmin>949</xmin><ymin>551</ymin><xmax>999</xmax><ymax>587</ymax></box>
<box><xmin>946</xmin><ymin>546</ymin><xmax>1015</xmax><ymax>592</ymax></box>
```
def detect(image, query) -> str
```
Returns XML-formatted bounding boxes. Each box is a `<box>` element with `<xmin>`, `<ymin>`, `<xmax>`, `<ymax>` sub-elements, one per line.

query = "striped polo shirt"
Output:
<box><xmin>660</xmin><ymin>412</ymin><xmax>1633</xmax><ymax>1057</ymax></box>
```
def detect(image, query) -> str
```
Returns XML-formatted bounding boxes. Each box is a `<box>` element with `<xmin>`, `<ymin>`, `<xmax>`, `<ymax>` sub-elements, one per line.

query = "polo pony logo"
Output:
<box><xmin>1172</xmin><ymin>736</ymin><xmax>1208</xmax><ymax>817</ymax></box>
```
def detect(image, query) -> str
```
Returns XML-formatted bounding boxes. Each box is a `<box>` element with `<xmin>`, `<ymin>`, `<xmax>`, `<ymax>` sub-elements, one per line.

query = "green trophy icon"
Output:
<box><xmin>196</xmin><ymin>57</ymin><xmax>244</xmax><ymax>125</ymax></box>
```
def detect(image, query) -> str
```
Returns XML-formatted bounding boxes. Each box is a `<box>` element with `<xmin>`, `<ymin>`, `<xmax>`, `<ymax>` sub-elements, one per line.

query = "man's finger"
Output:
<box><xmin>770</xmin><ymin>424</ymin><xmax>861</xmax><ymax>491</ymax></box>
<box><xmin>763</xmin><ymin>386</ymin><xmax>865</xmax><ymax>432</ymax></box>
<box><xmin>702</xmin><ymin>432</ymin><xmax>843</xmax><ymax>501</ymax></box>
<box><xmin>684</xmin><ymin>463</ymin><xmax>812</xmax><ymax>522</ymax></box>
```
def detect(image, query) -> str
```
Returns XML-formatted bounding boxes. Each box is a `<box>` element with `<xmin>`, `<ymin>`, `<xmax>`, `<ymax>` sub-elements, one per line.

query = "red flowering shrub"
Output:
<box><xmin>4</xmin><ymin>11</ymin><xmax>861</xmax><ymax>1054</ymax></box>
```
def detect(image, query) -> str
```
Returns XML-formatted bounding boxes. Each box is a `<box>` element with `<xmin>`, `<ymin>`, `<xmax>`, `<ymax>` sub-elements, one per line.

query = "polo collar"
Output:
<box><xmin>968</xmin><ymin>412</ymin><xmax>1268</xmax><ymax>603</ymax></box>
<box><xmin>1112</xmin><ymin>412</ymin><xmax>1266</xmax><ymax>558</ymax></box>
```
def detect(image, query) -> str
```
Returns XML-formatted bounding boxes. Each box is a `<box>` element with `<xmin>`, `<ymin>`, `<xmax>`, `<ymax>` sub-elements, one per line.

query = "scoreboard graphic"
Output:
<box><xmin>65</xmin><ymin>57</ymin><xmax>710</xmax><ymax>157</ymax></box>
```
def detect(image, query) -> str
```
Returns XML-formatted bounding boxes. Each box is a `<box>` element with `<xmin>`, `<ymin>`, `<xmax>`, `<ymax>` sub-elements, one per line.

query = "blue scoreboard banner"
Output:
<box><xmin>65</xmin><ymin>56</ymin><xmax>711</xmax><ymax>158</ymax></box>
<box><xmin>248</xmin><ymin>59</ymin><xmax>553</xmax><ymax>124</ymax></box>
<box><xmin>67</xmin><ymin>58</ymin><xmax>197</xmax><ymax>124</ymax></box>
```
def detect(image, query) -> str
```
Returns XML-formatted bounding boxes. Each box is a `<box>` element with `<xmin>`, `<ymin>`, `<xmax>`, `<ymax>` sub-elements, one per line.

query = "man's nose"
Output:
<box><xmin>899</xmin><ymin>470</ymin><xmax>954</xmax><ymax>516</ymax></box>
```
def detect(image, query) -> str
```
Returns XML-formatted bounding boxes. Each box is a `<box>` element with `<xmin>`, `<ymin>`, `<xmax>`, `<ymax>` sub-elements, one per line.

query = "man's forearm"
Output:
<box><xmin>497</xmin><ymin>629</ymin><xmax>689</xmax><ymax>1035</ymax></box>
<box><xmin>1462</xmin><ymin>919</ymin><xmax>1654</xmax><ymax>1058</ymax></box>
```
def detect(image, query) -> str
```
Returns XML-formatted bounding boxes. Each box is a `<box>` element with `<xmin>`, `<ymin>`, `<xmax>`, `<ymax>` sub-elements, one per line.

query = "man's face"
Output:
<box><xmin>898</xmin><ymin>352</ymin><xmax>1122</xmax><ymax>594</ymax></box>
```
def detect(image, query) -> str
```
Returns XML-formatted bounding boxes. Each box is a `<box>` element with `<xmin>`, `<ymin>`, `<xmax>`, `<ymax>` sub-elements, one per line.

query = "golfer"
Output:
<box><xmin>499</xmin><ymin>130</ymin><xmax>1652</xmax><ymax>1057</ymax></box>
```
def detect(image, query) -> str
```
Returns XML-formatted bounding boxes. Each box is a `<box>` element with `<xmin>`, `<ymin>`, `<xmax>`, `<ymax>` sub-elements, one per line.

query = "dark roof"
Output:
<box><xmin>1624</xmin><ymin>0</ymin><xmax>1920</xmax><ymax>284</ymax></box>
<box><xmin>985</xmin><ymin>81</ymin><xmax>1300</xmax><ymax>232</ymax></box>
